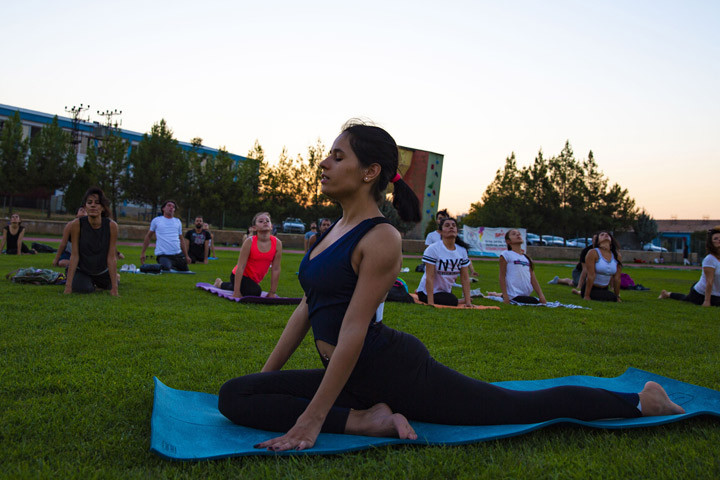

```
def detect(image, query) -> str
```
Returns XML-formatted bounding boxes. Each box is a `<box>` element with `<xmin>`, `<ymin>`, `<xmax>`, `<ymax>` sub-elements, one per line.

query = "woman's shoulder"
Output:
<box><xmin>702</xmin><ymin>254</ymin><xmax>720</xmax><ymax>266</ymax></box>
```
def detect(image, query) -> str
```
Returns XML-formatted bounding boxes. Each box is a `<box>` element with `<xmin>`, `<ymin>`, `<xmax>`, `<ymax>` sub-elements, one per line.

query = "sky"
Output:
<box><xmin>2</xmin><ymin>0</ymin><xmax>718</xmax><ymax>219</ymax></box>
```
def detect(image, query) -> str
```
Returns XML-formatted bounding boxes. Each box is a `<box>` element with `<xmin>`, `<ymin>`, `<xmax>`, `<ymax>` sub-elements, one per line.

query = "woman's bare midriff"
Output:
<box><xmin>316</xmin><ymin>339</ymin><xmax>335</xmax><ymax>361</ymax></box>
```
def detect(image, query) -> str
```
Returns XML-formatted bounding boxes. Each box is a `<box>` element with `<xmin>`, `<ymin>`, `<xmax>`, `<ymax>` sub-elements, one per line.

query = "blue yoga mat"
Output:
<box><xmin>150</xmin><ymin>368</ymin><xmax>720</xmax><ymax>461</ymax></box>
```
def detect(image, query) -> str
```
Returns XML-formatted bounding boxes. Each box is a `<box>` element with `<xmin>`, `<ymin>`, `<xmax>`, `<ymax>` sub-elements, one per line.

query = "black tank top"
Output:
<box><xmin>4</xmin><ymin>225</ymin><xmax>23</xmax><ymax>251</ymax></box>
<box><xmin>299</xmin><ymin>217</ymin><xmax>390</xmax><ymax>357</ymax></box>
<box><xmin>78</xmin><ymin>217</ymin><xmax>111</xmax><ymax>275</ymax></box>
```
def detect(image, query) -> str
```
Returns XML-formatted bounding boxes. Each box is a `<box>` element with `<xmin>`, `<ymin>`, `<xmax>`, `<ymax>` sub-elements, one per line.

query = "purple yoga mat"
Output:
<box><xmin>196</xmin><ymin>282</ymin><xmax>301</xmax><ymax>305</ymax></box>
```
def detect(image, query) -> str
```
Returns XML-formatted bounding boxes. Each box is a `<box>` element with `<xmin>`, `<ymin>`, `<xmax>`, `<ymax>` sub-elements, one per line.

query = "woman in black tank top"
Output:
<box><xmin>219</xmin><ymin>122</ymin><xmax>684</xmax><ymax>452</ymax></box>
<box><xmin>64</xmin><ymin>187</ymin><xmax>119</xmax><ymax>296</ymax></box>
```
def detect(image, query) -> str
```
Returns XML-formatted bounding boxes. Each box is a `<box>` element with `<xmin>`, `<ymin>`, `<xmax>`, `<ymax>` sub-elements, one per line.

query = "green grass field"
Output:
<box><xmin>1</xmin><ymin>242</ymin><xmax>718</xmax><ymax>479</ymax></box>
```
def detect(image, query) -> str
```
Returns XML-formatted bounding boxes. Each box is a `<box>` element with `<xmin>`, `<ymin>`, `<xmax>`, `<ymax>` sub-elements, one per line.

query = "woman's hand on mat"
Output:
<box><xmin>255</xmin><ymin>416</ymin><xmax>321</xmax><ymax>451</ymax></box>
<box><xmin>230</xmin><ymin>293</ymin><xmax>243</xmax><ymax>299</ymax></box>
<box><xmin>266</xmin><ymin>292</ymin><xmax>277</xmax><ymax>298</ymax></box>
<box><xmin>110</xmin><ymin>288</ymin><xmax>119</xmax><ymax>297</ymax></box>
<box><xmin>702</xmin><ymin>300</ymin><xmax>711</xmax><ymax>307</ymax></box>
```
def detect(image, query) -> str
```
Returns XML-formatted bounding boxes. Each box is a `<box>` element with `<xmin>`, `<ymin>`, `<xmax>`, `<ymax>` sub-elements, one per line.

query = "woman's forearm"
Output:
<box><xmin>301</xmin><ymin>321</ymin><xmax>366</xmax><ymax>422</ymax></box>
<box><xmin>262</xmin><ymin>299</ymin><xmax>310</xmax><ymax>372</ymax></box>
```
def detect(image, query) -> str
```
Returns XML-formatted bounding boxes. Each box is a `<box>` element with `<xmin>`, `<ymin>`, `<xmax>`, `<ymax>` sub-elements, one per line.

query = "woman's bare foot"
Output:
<box><xmin>658</xmin><ymin>290</ymin><xmax>670</xmax><ymax>300</ymax></box>
<box><xmin>213</xmin><ymin>278</ymin><xmax>222</xmax><ymax>288</ymax></box>
<box><xmin>345</xmin><ymin>403</ymin><xmax>417</xmax><ymax>440</ymax></box>
<box><xmin>638</xmin><ymin>381</ymin><xmax>685</xmax><ymax>416</ymax></box>
<box><xmin>571</xmin><ymin>289</ymin><xmax>581</xmax><ymax>296</ymax></box>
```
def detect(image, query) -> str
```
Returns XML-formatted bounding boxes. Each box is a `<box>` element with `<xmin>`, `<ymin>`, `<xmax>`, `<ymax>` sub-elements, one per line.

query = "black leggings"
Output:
<box><xmin>416</xmin><ymin>290</ymin><xmax>458</xmax><ymax>306</ymax></box>
<box><xmin>580</xmin><ymin>284</ymin><xmax>618</xmax><ymax>302</ymax></box>
<box><xmin>220</xmin><ymin>273</ymin><xmax>262</xmax><ymax>297</ymax></box>
<box><xmin>157</xmin><ymin>254</ymin><xmax>189</xmax><ymax>271</ymax></box>
<box><xmin>669</xmin><ymin>285</ymin><xmax>720</xmax><ymax>306</ymax></box>
<box><xmin>218</xmin><ymin>325</ymin><xmax>640</xmax><ymax>433</ymax></box>
<box><xmin>72</xmin><ymin>270</ymin><xmax>111</xmax><ymax>293</ymax></box>
<box><xmin>512</xmin><ymin>295</ymin><xmax>540</xmax><ymax>304</ymax></box>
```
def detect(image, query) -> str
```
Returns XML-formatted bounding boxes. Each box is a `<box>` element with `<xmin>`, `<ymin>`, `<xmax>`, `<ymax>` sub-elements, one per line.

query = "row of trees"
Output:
<box><xmin>463</xmin><ymin>141</ymin><xmax>638</xmax><ymax>239</ymax></box>
<box><xmin>0</xmin><ymin>112</ymin><xmax>77</xmax><ymax>217</ymax></box>
<box><xmin>0</xmin><ymin>111</ymin><xmax>344</xmax><ymax>229</ymax></box>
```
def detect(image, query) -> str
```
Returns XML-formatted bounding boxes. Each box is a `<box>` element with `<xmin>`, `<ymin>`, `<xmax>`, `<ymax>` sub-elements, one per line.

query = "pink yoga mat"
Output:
<box><xmin>196</xmin><ymin>282</ymin><xmax>301</xmax><ymax>305</ymax></box>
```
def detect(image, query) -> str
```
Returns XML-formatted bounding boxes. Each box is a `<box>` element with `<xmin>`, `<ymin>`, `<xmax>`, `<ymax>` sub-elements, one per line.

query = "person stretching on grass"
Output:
<box><xmin>1</xmin><ymin>213</ymin><xmax>36</xmax><ymax>255</ymax></box>
<box><xmin>217</xmin><ymin>121</ymin><xmax>684</xmax><ymax>452</ymax></box>
<box><xmin>659</xmin><ymin>227</ymin><xmax>720</xmax><ymax>307</ymax></box>
<box><xmin>415</xmin><ymin>217</ymin><xmax>473</xmax><ymax>307</ymax></box>
<box><xmin>499</xmin><ymin>229</ymin><xmax>547</xmax><ymax>304</ymax></box>
<box><xmin>64</xmin><ymin>187</ymin><xmax>119</xmax><ymax>296</ymax></box>
<box><xmin>580</xmin><ymin>231</ymin><xmax>622</xmax><ymax>302</ymax></box>
<box><xmin>214</xmin><ymin>212</ymin><xmax>282</xmax><ymax>298</ymax></box>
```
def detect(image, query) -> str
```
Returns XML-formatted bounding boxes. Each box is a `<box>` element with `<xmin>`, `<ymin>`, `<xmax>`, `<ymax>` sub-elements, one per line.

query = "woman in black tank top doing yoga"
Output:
<box><xmin>218</xmin><ymin>121</ymin><xmax>684</xmax><ymax>452</ymax></box>
<box><xmin>64</xmin><ymin>187</ymin><xmax>119</xmax><ymax>296</ymax></box>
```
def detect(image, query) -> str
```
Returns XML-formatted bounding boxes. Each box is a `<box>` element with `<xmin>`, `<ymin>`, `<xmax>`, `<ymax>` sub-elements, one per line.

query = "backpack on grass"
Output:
<box><xmin>6</xmin><ymin>267</ymin><xmax>65</xmax><ymax>285</ymax></box>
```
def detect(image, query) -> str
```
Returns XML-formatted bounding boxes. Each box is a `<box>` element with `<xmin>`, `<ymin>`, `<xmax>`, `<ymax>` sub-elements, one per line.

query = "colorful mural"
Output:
<box><xmin>393</xmin><ymin>146</ymin><xmax>444</xmax><ymax>238</ymax></box>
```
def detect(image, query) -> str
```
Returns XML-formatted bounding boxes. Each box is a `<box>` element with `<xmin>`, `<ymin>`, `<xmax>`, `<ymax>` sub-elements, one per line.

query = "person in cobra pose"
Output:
<box><xmin>415</xmin><ymin>217</ymin><xmax>473</xmax><ymax>307</ymax></box>
<box><xmin>214</xmin><ymin>212</ymin><xmax>282</xmax><ymax>298</ymax></box>
<box><xmin>217</xmin><ymin>121</ymin><xmax>684</xmax><ymax>452</ymax></box>
<box><xmin>582</xmin><ymin>231</ymin><xmax>622</xmax><ymax>302</ymax></box>
<box><xmin>1</xmin><ymin>213</ymin><xmax>36</xmax><ymax>255</ymax></box>
<box><xmin>499</xmin><ymin>229</ymin><xmax>547</xmax><ymax>304</ymax></box>
<box><xmin>659</xmin><ymin>227</ymin><xmax>720</xmax><ymax>307</ymax></box>
<box><xmin>63</xmin><ymin>187</ymin><xmax>119</xmax><ymax>295</ymax></box>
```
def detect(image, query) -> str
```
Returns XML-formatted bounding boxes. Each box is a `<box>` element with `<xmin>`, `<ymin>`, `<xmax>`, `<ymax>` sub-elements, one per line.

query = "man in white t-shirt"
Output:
<box><xmin>140</xmin><ymin>200</ymin><xmax>191</xmax><ymax>271</ymax></box>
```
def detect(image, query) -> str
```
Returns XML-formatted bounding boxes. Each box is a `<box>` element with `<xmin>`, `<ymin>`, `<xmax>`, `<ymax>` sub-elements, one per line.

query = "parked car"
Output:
<box><xmin>282</xmin><ymin>217</ymin><xmax>306</xmax><ymax>234</ymax></box>
<box><xmin>541</xmin><ymin>235</ymin><xmax>566</xmax><ymax>247</ymax></box>
<box><xmin>566</xmin><ymin>237</ymin><xmax>593</xmax><ymax>248</ymax></box>
<box><xmin>526</xmin><ymin>233</ymin><xmax>546</xmax><ymax>246</ymax></box>
<box><xmin>642</xmin><ymin>243</ymin><xmax>668</xmax><ymax>252</ymax></box>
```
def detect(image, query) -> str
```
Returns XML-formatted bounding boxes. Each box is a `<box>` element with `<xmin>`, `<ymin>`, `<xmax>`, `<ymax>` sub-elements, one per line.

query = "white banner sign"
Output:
<box><xmin>462</xmin><ymin>226</ymin><xmax>526</xmax><ymax>257</ymax></box>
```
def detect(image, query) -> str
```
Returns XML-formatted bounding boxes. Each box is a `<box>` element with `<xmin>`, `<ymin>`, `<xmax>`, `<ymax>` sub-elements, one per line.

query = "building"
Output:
<box><xmin>0</xmin><ymin>103</ymin><xmax>248</xmax><ymax>215</ymax></box>
<box><xmin>653</xmin><ymin>219</ymin><xmax>720</xmax><ymax>254</ymax></box>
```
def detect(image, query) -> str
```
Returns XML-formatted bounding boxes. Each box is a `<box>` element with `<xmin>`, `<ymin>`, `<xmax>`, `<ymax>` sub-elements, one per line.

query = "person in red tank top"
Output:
<box><xmin>214</xmin><ymin>212</ymin><xmax>283</xmax><ymax>298</ymax></box>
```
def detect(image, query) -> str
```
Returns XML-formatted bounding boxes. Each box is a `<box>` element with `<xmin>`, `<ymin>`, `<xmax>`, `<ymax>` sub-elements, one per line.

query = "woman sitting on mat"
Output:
<box><xmin>217</xmin><ymin>121</ymin><xmax>683</xmax><ymax>452</ymax></box>
<box><xmin>415</xmin><ymin>217</ymin><xmax>473</xmax><ymax>307</ymax></box>
<box><xmin>659</xmin><ymin>227</ymin><xmax>720</xmax><ymax>307</ymax></box>
<box><xmin>64</xmin><ymin>187</ymin><xmax>119</xmax><ymax>296</ymax></box>
<box><xmin>1</xmin><ymin>213</ymin><xmax>36</xmax><ymax>255</ymax></box>
<box><xmin>214</xmin><ymin>212</ymin><xmax>282</xmax><ymax>298</ymax></box>
<box><xmin>499</xmin><ymin>229</ymin><xmax>546</xmax><ymax>304</ymax></box>
<box><xmin>580</xmin><ymin>231</ymin><xmax>622</xmax><ymax>302</ymax></box>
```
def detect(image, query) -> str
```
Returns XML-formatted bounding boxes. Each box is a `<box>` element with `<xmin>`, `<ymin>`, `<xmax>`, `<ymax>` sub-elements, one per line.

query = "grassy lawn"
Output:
<box><xmin>1</xmin><ymin>241</ymin><xmax>718</xmax><ymax>479</ymax></box>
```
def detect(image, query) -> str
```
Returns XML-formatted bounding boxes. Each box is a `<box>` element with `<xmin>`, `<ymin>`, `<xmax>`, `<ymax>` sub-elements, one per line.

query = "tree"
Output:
<box><xmin>0</xmin><ymin>111</ymin><xmax>30</xmax><ymax>213</ymax></box>
<box><xmin>27</xmin><ymin>116</ymin><xmax>77</xmax><ymax>217</ymax></box>
<box><xmin>469</xmin><ymin>143</ymin><xmax>638</xmax><ymax>236</ymax></box>
<box><xmin>634</xmin><ymin>210</ymin><xmax>658</xmax><ymax>246</ymax></box>
<box><xmin>123</xmin><ymin>119</ymin><xmax>186</xmax><ymax>217</ymax></box>
<box><xmin>64</xmin><ymin>161</ymin><xmax>97</xmax><ymax>213</ymax></box>
<box><xmin>83</xmin><ymin>129</ymin><xmax>127</xmax><ymax>220</ymax></box>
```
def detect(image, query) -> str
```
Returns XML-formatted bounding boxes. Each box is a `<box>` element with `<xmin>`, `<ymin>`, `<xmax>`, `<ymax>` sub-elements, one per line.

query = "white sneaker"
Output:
<box><xmin>470</xmin><ymin>288</ymin><xmax>483</xmax><ymax>298</ymax></box>
<box><xmin>548</xmin><ymin>275</ymin><xmax>559</xmax><ymax>285</ymax></box>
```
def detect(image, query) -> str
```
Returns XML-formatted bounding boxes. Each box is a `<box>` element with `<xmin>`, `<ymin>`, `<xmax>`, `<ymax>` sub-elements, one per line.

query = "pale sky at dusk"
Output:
<box><xmin>2</xmin><ymin>0</ymin><xmax>718</xmax><ymax>219</ymax></box>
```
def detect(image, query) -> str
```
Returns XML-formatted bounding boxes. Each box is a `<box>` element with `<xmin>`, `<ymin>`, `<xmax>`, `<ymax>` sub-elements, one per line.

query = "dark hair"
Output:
<box><xmin>706</xmin><ymin>228</ymin><xmax>720</xmax><ymax>256</ymax></box>
<box><xmin>161</xmin><ymin>200</ymin><xmax>177</xmax><ymax>212</ymax></box>
<box><xmin>341</xmin><ymin>120</ymin><xmax>421</xmax><ymax>222</ymax></box>
<box><xmin>439</xmin><ymin>217</ymin><xmax>470</xmax><ymax>250</ymax></box>
<box><xmin>251</xmin><ymin>211</ymin><xmax>271</xmax><ymax>225</ymax></box>
<box><xmin>436</xmin><ymin>209</ymin><xmax>449</xmax><ymax>219</ymax></box>
<box><xmin>504</xmin><ymin>229</ymin><xmax>534</xmax><ymax>270</ymax></box>
<box><xmin>82</xmin><ymin>187</ymin><xmax>110</xmax><ymax>217</ymax></box>
<box><xmin>594</xmin><ymin>230</ymin><xmax>622</xmax><ymax>266</ymax></box>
